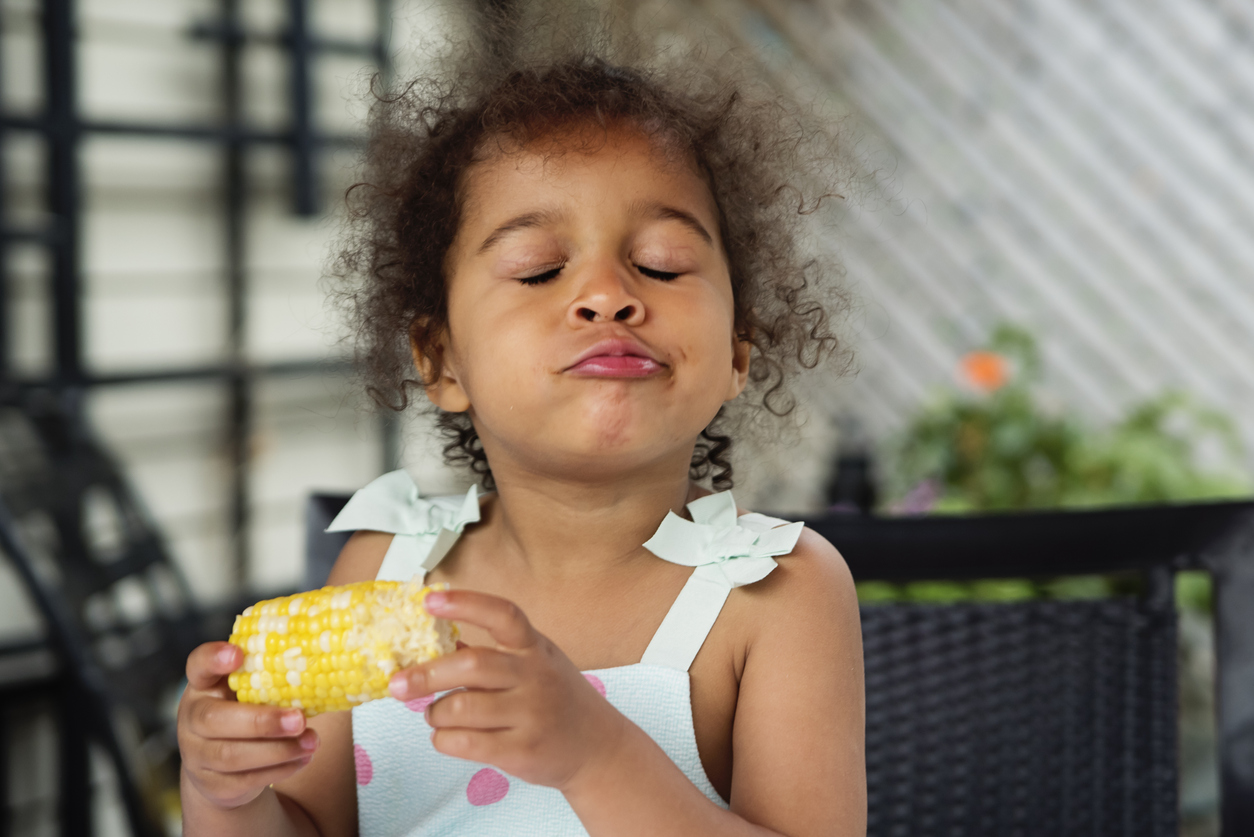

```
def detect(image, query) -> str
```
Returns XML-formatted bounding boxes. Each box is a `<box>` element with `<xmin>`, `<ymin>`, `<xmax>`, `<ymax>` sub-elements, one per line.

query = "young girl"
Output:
<box><xmin>176</xmin><ymin>28</ymin><xmax>865</xmax><ymax>837</ymax></box>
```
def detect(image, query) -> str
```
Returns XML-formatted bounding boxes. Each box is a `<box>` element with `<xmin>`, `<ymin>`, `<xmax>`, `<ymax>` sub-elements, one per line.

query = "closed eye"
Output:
<box><xmin>635</xmin><ymin>264</ymin><xmax>680</xmax><ymax>281</ymax></box>
<box><xmin>518</xmin><ymin>265</ymin><xmax>563</xmax><ymax>285</ymax></box>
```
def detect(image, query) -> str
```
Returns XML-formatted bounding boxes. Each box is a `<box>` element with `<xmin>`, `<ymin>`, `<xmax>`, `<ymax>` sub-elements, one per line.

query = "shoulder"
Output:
<box><xmin>779</xmin><ymin>526</ymin><xmax>857</xmax><ymax>602</ymax></box>
<box><xmin>736</xmin><ymin>522</ymin><xmax>865</xmax><ymax>703</ymax></box>
<box><xmin>325</xmin><ymin>530</ymin><xmax>391</xmax><ymax>586</ymax></box>
<box><xmin>320</xmin><ymin>471</ymin><xmax>482</xmax><ymax>587</ymax></box>
<box><xmin>717</xmin><ymin>513</ymin><xmax>863</xmax><ymax>672</ymax></box>
<box><xmin>737</xmin><ymin>522</ymin><xmax>859</xmax><ymax>623</ymax></box>
<box><xmin>730</xmin><ymin>499</ymin><xmax>852</xmax><ymax>594</ymax></box>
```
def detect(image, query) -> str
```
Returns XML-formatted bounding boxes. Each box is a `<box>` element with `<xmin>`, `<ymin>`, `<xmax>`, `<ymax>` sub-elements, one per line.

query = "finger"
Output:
<box><xmin>389</xmin><ymin>646</ymin><xmax>519</xmax><ymax>700</ymax></box>
<box><xmin>423</xmin><ymin>589</ymin><xmax>537</xmax><ymax>650</ymax></box>
<box><xmin>430</xmin><ymin>727</ymin><xmax>504</xmax><ymax>765</ymax></box>
<box><xmin>187</xmin><ymin>642</ymin><xmax>243</xmax><ymax>691</ymax></box>
<box><xmin>200</xmin><ymin>729</ymin><xmax>319</xmax><ymax>774</ymax></box>
<box><xmin>188</xmin><ymin>697</ymin><xmax>306</xmax><ymax>740</ymax></box>
<box><xmin>426</xmin><ymin>688</ymin><xmax>512</xmax><ymax>730</ymax></box>
<box><xmin>200</xmin><ymin>758</ymin><xmax>314</xmax><ymax>805</ymax></box>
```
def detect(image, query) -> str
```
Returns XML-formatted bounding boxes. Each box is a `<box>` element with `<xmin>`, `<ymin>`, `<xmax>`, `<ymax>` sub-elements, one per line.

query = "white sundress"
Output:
<box><xmin>327</xmin><ymin>470</ymin><xmax>803</xmax><ymax>837</ymax></box>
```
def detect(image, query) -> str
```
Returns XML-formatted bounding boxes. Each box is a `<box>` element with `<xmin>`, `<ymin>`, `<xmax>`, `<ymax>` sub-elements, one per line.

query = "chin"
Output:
<box><xmin>570</xmin><ymin>419</ymin><xmax>711</xmax><ymax>476</ymax></box>
<box><xmin>500</xmin><ymin>423</ymin><xmax>690</xmax><ymax>482</ymax></box>
<box><xmin>577</xmin><ymin>405</ymin><xmax>708</xmax><ymax>460</ymax></box>
<box><xmin>534</xmin><ymin>445</ymin><xmax>682</xmax><ymax>484</ymax></box>
<box><xmin>576</xmin><ymin>388</ymin><xmax>701</xmax><ymax>439</ymax></box>
<box><xmin>479</xmin><ymin>396</ymin><xmax>717</xmax><ymax>478</ymax></box>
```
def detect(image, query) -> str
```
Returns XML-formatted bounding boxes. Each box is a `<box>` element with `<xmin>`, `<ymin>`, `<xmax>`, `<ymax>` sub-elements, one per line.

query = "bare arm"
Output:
<box><xmin>728</xmin><ymin>529</ymin><xmax>866</xmax><ymax>833</ymax></box>
<box><xmin>179</xmin><ymin>530</ymin><xmax>392</xmax><ymax>837</ymax></box>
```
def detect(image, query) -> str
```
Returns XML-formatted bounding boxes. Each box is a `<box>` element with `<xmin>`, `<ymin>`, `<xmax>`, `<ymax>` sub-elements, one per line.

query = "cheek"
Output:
<box><xmin>667</xmin><ymin>289</ymin><xmax>736</xmax><ymax>373</ymax></box>
<box><xmin>450</xmin><ymin>310</ymin><xmax>550</xmax><ymax>402</ymax></box>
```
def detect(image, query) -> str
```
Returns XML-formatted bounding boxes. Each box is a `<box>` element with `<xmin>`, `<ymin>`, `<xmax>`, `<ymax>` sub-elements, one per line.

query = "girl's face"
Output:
<box><xmin>424</xmin><ymin>124</ymin><xmax>750</xmax><ymax>482</ymax></box>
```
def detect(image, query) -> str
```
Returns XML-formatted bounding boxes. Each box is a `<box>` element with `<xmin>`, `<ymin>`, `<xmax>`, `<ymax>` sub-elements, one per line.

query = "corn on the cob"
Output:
<box><xmin>226</xmin><ymin>580</ymin><xmax>458</xmax><ymax>716</ymax></box>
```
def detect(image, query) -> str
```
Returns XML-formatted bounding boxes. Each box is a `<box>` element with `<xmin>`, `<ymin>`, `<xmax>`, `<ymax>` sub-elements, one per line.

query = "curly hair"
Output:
<box><xmin>333</xmin><ymin>12</ymin><xmax>850</xmax><ymax>491</ymax></box>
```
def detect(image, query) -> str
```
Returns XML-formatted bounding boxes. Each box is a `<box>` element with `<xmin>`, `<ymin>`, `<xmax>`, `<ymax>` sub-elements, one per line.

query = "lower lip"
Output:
<box><xmin>568</xmin><ymin>356</ymin><xmax>664</xmax><ymax>377</ymax></box>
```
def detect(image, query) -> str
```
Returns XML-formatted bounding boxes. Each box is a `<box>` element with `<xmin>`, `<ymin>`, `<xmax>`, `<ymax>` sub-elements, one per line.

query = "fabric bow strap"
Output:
<box><xmin>327</xmin><ymin>470</ymin><xmax>480</xmax><ymax>574</ymax></box>
<box><xmin>642</xmin><ymin>491</ymin><xmax>803</xmax><ymax>588</ymax></box>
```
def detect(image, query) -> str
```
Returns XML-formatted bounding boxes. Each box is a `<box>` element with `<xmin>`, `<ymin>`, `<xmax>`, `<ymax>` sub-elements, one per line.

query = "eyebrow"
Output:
<box><xmin>474</xmin><ymin>201</ymin><xmax>715</xmax><ymax>255</ymax></box>
<box><xmin>631</xmin><ymin>200</ymin><xmax>714</xmax><ymax>245</ymax></box>
<box><xmin>476</xmin><ymin>208</ymin><xmax>566</xmax><ymax>254</ymax></box>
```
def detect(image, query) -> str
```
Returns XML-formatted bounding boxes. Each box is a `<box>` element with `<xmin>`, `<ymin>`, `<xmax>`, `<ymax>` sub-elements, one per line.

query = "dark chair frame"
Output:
<box><xmin>0</xmin><ymin>391</ymin><xmax>240</xmax><ymax>837</ymax></box>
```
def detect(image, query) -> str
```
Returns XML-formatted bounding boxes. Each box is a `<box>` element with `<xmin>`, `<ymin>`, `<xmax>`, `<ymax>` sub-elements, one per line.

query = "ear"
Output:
<box><xmin>410</xmin><ymin>329</ymin><xmax>471</xmax><ymax>413</ymax></box>
<box><xmin>724</xmin><ymin>332</ymin><xmax>752</xmax><ymax>402</ymax></box>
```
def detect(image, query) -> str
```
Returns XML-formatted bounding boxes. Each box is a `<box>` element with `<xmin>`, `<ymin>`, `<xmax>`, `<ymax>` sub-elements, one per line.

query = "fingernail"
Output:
<box><xmin>218</xmin><ymin>646</ymin><xmax>237</xmax><ymax>666</ymax></box>
<box><xmin>424</xmin><ymin>591</ymin><xmax>448</xmax><ymax>611</ymax></box>
<box><xmin>281</xmin><ymin>711</ymin><xmax>304</xmax><ymax>733</ymax></box>
<box><xmin>300</xmin><ymin>733</ymin><xmax>318</xmax><ymax>751</ymax></box>
<box><xmin>389</xmin><ymin>676</ymin><xmax>409</xmax><ymax>699</ymax></box>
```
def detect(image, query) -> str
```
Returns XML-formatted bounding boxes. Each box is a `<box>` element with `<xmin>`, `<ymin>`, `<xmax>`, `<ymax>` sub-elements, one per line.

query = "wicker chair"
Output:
<box><xmin>808</xmin><ymin>504</ymin><xmax>1254</xmax><ymax>837</ymax></box>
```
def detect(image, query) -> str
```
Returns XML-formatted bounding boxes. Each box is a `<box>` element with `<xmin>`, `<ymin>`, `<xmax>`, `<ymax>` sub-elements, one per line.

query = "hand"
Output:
<box><xmin>177</xmin><ymin>642</ymin><xmax>320</xmax><ymax>809</ymax></box>
<box><xmin>387</xmin><ymin>589</ymin><xmax>626</xmax><ymax>790</ymax></box>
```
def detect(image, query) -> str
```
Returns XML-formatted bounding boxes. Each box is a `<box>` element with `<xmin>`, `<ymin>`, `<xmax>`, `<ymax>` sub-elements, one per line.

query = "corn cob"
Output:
<box><xmin>227</xmin><ymin>580</ymin><xmax>458</xmax><ymax>716</ymax></box>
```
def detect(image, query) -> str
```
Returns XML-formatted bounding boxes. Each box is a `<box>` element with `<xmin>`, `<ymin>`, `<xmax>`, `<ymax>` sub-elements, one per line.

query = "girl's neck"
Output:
<box><xmin>477</xmin><ymin>458</ymin><xmax>703</xmax><ymax>583</ymax></box>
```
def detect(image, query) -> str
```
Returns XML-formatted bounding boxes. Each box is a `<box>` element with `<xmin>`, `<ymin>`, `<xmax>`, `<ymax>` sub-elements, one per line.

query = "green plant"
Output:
<box><xmin>861</xmin><ymin>325</ymin><xmax>1250</xmax><ymax>609</ymax></box>
<box><xmin>886</xmin><ymin>326</ymin><xmax>1249</xmax><ymax>512</ymax></box>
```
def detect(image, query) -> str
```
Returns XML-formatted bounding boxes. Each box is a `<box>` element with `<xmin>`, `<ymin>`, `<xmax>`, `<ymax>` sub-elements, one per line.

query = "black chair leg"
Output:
<box><xmin>1</xmin><ymin>696</ymin><xmax>10</xmax><ymax>837</ymax></box>
<box><xmin>98</xmin><ymin>723</ymin><xmax>162</xmax><ymax>837</ymax></box>
<box><xmin>1210</xmin><ymin>528</ymin><xmax>1254</xmax><ymax>837</ymax></box>
<box><xmin>57</xmin><ymin>685</ymin><xmax>91</xmax><ymax>837</ymax></box>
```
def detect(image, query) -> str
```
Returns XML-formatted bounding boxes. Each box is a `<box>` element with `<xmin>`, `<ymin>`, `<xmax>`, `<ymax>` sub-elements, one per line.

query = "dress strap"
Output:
<box><xmin>325</xmin><ymin>470</ymin><xmax>481</xmax><ymax>583</ymax></box>
<box><xmin>638</xmin><ymin>492</ymin><xmax>803</xmax><ymax>671</ymax></box>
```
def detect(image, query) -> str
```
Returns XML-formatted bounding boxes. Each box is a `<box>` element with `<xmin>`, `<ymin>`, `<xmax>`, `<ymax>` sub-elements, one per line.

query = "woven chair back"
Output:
<box><xmin>862</xmin><ymin>598</ymin><xmax>1176</xmax><ymax>837</ymax></box>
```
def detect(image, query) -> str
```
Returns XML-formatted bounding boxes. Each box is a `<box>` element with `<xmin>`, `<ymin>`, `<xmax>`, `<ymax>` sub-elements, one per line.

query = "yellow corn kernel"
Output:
<box><xmin>227</xmin><ymin>581</ymin><xmax>457</xmax><ymax>716</ymax></box>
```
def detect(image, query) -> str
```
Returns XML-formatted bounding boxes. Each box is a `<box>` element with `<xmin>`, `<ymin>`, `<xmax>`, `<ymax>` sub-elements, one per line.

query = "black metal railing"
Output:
<box><xmin>0</xmin><ymin>0</ymin><xmax>395</xmax><ymax>596</ymax></box>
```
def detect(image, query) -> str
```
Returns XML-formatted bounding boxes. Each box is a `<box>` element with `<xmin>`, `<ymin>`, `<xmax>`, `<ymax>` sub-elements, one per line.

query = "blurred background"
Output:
<box><xmin>2</xmin><ymin>0</ymin><xmax>1252</xmax><ymax>834</ymax></box>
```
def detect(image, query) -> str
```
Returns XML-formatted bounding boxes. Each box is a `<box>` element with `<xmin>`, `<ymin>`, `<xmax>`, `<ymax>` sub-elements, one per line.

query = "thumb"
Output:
<box><xmin>186</xmin><ymin>641</ymin><xmax>242</xmax><ymax>691</ymax></box>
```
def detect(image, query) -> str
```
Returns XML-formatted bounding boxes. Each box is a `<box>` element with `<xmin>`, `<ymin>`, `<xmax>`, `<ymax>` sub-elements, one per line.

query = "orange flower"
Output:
<box><xmin>960</xmin><ymin>351</ymin><xmax>1010</xmax><ymax>392</ymax></box>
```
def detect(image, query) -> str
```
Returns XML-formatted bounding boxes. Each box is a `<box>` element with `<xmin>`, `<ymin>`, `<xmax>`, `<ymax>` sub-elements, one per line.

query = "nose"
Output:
<box><xmin>567</xmin><ymin>263</ymin><xmax>647</xmax><ymax>327</ymax></box>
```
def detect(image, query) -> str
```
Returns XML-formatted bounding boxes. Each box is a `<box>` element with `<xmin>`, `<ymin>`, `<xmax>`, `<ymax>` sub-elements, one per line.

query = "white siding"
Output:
<box><xmin>629</xmin><ymin>0</ymin><xmax>1254</xmax><ymax>476</ymax></box>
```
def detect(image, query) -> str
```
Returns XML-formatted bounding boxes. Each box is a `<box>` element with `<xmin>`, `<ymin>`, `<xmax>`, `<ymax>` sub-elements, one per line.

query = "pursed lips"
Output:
<box><xmin>564</xmin><ymin>338</ymin><xmax>666</xmax><ymax>378</ymax></box>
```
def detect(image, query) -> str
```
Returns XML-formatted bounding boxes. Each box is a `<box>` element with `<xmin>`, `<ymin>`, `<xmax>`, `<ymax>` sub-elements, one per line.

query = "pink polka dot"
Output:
<box><xmin>353</xmin><ymin>745</ymin><xmax>373</xmax><ymax>786</ymax></box>
<box><xmin>405</xmin><ymin>695</ymin><xmax>435</xmax><ymax>713</ymax></box>
<box><xmin>584</xmin><ymin>673</ymin><xmax>606</xmax><ymax>698</ymax></box>
<box><xmin>466</xmin><ymin>767</ymin><xmax>509</xmax><ymax>806</ymax></box>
